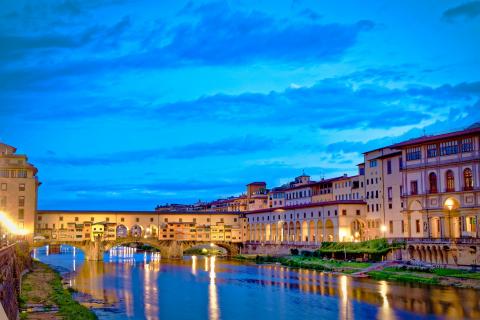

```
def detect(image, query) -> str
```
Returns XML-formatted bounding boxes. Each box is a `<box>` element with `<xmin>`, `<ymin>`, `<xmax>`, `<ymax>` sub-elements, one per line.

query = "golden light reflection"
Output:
<box><xmin>339</xmin><ymin>275</ymin><xmax>353</xmax><ymax>320</ymax></box>
<box><xmin>378</xmin><ymin>281</ymin><xmax>395</xmax><ymax>320</ymax></box>
<box><xmin>191</xmin><ymin>255</ymin><xmax>197</xmax><ymax>275</ymax></box>
<box><xmin>209</xmin><ymin>256</ymin><xmax>220</xmax><ymax>320</ymax></box>
<box><xmin>144</xmin><ymin>253</ymin><xmax>159</xmax><ymax>320</ymax></box>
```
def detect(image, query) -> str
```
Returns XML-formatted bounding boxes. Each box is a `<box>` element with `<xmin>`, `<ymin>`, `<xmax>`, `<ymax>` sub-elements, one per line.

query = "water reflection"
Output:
<box><xmin>208</xmin><ymin>256</ymin><xmax>220</xmax><ymax>320</ymax></box>
<box><xmin>33</xmin><ymin>245</ymin><xmax>480</xmax><ymax>320</ymax></box>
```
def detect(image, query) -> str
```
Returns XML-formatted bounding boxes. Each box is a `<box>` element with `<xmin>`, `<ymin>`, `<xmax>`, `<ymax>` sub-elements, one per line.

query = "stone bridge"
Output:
<box><xmin>33</xmin><ymin>237</ymin><xmax>242</xmax><ymax>261</ymax></box>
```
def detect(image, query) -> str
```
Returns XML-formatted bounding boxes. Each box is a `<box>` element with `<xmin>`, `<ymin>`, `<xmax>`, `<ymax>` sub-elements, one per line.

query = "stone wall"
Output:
<box><xmin>0</xmin><ymin>243</ymin><xmax>32</xmax><ymax>320</ymax></box>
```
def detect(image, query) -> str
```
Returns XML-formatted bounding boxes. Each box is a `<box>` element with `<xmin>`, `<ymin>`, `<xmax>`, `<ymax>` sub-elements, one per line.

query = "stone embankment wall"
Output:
<box><xmin>243</xmin><ymin>243</ymin><xmax>316</xmax><ymax>255</ymax></box>
<box><xmin>0</xmin><ymin>243</ymin><xmax>32</xmax><ymax>320</ymax></box>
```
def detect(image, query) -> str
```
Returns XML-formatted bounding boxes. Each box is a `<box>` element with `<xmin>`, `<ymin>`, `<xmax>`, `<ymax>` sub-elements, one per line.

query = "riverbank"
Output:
<box><xmin>235</xmin><ymin>254</ymin><xmax>372</xmax><ymax>273</ymax></box>
<box><xmin>20</xmin><ymin>261</ymin><xmax>97</xmax><ymax>320</ymax></box>
<box><xmin>235</xmin><ymin>254</ymin><xmax>480</xmax><ymax>289</ymax></box>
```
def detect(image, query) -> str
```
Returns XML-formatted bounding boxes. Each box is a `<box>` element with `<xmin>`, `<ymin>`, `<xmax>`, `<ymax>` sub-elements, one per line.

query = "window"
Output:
<box><xmin>106</xmin><ymin>217</ymin><xmax>110</xmax><ymax>222</ymax></box>
<box><xmin>369</xmin><ymin>160</ymin><xmax>377</xmax><ymax>168</ymax></box>
<box><xmin>440</xmin><ymin>140</ymin><xmax>458</xmax><ymax>156</ymax></box>
<box><xmin>59</xmin><ymin>216</ymin><xmax>63</xmax><ymax>221</ymax></box>
<box><xmin>389</xmin><ymin>221</ymin><xmax>393</xmax><ymax>234</ymax></box>
<box><xmin>399</xmin><ymin>157</ymin><xmax>403</xmax><ymax>169</ymax></box>
<box><xmin>410</xmin><ymin>180</ymin><xmax>418</xmax><ymax>195</ymax></box>
<box><xmin>464</xmin><ymin>168</ymin><xmax>473</xmax><ymax>190</ymax></box>
<box><xmin>356</xmin><ymin>210</ymin><xmax>360</xmax><ymax>216</ymax></box>
<box><xmin>75</xmin><ymin>217</ymin><xmax>79</xmax><ymax>222</ymax></box>
<box><xmin>427</xmin><ymin>144</ymin><xmax>437</xmax><ymax>158</ymax></box>
<box><xmin>387</xmin><ymin>187</ymin><xmax>392</xmax><ymax>200</ymax></box>
<box><xmin>1</xmin><ymin>183</ymin><xmax>6</xmax><ymax>191</ymax></box>
<box><xmin>415</xmin><ymin>220</ymin><xmax>420</xmax><ymax>233</ymax></box>
<box><xmin>406</xmin><ymin>147</ymin><xmax>421</xmax><ymax>161</ymax></box>
<box><xmin>401</xmin><ymin>221</ymin><xmax>405</xmax><ymax>233</ymax></box>
<box><xmin>18</xmin><ymin>209</ymin><xmax>24</xmax><ymax>220</ymax></box>
<box><xmin>17</xmin><ymin>170</ymin><xmax>27</xmax><ymax>178</ymax></box>
<box><xmin>18</xmin><ymin>196</ymin><xmax>25</xmax><ymax>207</ymax></box>
<box><xmin>429</xmin><ymin>172</ymin><xmax>437</xmax><ymax>193</ymax></box>
<box><xmin>121</xmin><ymin>217</ymin><xmax>125</xmax><ymax>222</ymax></box>
<box><xmin>446</xmin><ymin>170</ymin><xmax>455</xmax><ymax>192</ymax></box>
<box><xmin>462</xmin><ymin>138</ymin><xmax>473</xmax><ymax>152</ymax></box>
<box><xmin>150</xmin><ymin>217</ymin><xmax>154</xmax><ymax>222</ymax></box>
<box><xmin>387</xmin><ymin>160</ymin><xmax>392</xmax><ymax>174</ymax></box>
<box><xmin>342</xmin><ymin>210</ymin><xmax>347</xmax><ymax>216</ymax></box>
<box><xmin>19</xmin><ymin>184</ymin><xmax>25</xmax><ymax>191</ymax></box>
<box><xmin>91</xmin><ymin>217</ymin><xmax>95</xmax><ymax>222</ymax></box>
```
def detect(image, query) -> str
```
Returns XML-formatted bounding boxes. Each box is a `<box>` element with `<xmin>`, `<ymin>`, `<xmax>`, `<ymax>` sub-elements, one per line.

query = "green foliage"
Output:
<box><xmin>49</xmin><ymin>270</ymin><xmax>98</xmax><ymax>320</ymax></box>
<box><xmin>290</xmin><ymin>248</ymin><xmax>299</xmax><ymax>255</ymax></box>
<box><xmin>318</xmin><ymin>239</ymin><xmax>403</xmax><ymax>255</ymax></box>
<box><xmin>368</xmin><ymin>270</ymin><xmax>439</xmax><ymax>285</ymax></box>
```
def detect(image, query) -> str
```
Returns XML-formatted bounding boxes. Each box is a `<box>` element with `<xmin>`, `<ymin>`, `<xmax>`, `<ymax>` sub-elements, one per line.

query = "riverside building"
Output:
<box><xmin>0</xmin><ymin>143</ymin><xmax>40</xmax><ymax>241</ymax></box>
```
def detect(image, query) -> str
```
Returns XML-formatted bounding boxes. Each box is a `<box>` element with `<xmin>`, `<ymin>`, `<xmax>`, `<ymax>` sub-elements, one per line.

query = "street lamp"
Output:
<box><xmin>445</xmin><ymin>198</ymin><xmax>455</xmax><ymax>239</ymax></box>
<box><xmin>380</xmin><ymin>225</ymin><xmax>387</xmax><ymax>238</ymax></box>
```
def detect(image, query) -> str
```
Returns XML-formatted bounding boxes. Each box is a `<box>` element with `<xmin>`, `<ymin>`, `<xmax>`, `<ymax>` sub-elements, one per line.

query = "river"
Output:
<box><xmin>32</xmin><ymin>245</ymin><xmax>480</xmax><ymax>320</ymax></box>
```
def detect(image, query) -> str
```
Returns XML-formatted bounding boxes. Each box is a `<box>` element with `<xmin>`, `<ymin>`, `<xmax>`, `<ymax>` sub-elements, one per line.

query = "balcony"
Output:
<box><xmin>463</xmin><ymin>186</ymin><xmax>474</xmax><ymax>191</ymax></box>
<box><xmin>445</xmin><ymin>188</ymin><xmax>455</xmax><ymax>192</ymax></box>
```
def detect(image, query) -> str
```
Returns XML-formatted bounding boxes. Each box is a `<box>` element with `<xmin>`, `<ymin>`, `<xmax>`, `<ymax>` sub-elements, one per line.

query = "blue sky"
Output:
<box><xmin>1</xmin><ymin>0</ymin><xmax>479</xmax><ymax>210</ymax></box>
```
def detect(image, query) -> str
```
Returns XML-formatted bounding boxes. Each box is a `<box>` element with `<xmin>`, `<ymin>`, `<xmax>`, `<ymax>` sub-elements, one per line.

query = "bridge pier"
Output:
<box><xmin>83</xmin><ymin>238</ymin><xmax>105</xmax><ymax>261</ymax></box>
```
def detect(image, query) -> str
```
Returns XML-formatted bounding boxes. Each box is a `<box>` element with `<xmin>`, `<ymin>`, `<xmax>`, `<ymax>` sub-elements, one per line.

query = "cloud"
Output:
<box><xmin>0</xmin><ymin>1</ymin><xmax>373</xmax><ymax>90</ymax></box>
<box><xmin>442</xmin><ymin>1</ymin><xmax>480</xmax><ymax>21</ymax></box>
<box><xmin>154</xmin><ymin>78</ymin><xmax>480</xmax><ymax>129</ymax></box>
<box><xmin>35</xmin><ymin>135</ymin><xmax>283</xmax><ymax>166</ymax></box>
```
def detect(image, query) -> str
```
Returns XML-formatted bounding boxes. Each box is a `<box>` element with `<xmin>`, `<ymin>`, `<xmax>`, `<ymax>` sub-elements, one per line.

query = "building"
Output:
<box><xmin>363</xmin><ymin>147</ymin><xmax>403</xmax><ymax>239</ymax></box>
<box><xmin>246</xmin><ymin>201</ymin><xmax>366</xmax><ymax>243</ymax></box>
<box><xmin>246</xmin><ymin>182</ymin><xmax>268</xmax><ymax>211</ymax></box>
<box><xmin>284</xmin><ymin>173</ymin><xmax>315</xmax><ymax>206</ymax></box>
<box><xmin>0</xmin><ymin>143</ymin><xmax>40</xmax><ymax>241</ymax></box>
<box><xmin>36</xmin><ymin>210</ymin><xmax>244</xmax><ymax>243</ymax></box>
<box><xmin>390</xmin><ymin>125</ymin><xmax>480</xmax><ymax>239</ymax></box>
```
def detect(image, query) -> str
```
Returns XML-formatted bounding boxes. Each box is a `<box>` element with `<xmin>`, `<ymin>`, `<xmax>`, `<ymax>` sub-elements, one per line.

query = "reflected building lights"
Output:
<box><xmin>339</xmin><ymin>275</ymin><xmax>353</xmax><ymax>320</ymax></box>
<box><xmin>378</xmin><ymin>281</ymin><xmax>395</xmax><ymax>320</ymax></box>
<box><xmin>191</xmin><ymin>255</ymin><xmax>197</xmax><ymax>276</ymax></box>
<box><xmin>208</xmin><ymin>256</ymin><xmax>220</xmax><ymax>320</ymax></box>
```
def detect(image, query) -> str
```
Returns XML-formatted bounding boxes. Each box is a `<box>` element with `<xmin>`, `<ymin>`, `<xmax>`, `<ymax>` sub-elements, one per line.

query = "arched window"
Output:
<box><xmin>429</xmin><ymin>172</ymin><xmax>437</xmax><ymax>193</ymax></box>
<box><xmin>446</xmin><ymin>170</ymin><xmax>455</xmax><ymax>192</ymax></box>
<box><xmin>464</xmin><ymin>168</ymin><xmax>473</xmax><ymax>190</ymax></box>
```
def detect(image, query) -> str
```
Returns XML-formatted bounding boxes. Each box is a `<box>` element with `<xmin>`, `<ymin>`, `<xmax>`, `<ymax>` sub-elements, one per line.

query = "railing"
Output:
<box><xmin>388</xmin><ymin>237</ymin><xmax>480</xmax><ymax>245</ymax></box>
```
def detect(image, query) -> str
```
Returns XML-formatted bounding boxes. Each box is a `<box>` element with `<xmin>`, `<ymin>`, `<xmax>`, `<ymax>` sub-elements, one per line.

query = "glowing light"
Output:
<box><xmin>0</xmin><ymin>211</ymin><xmax>29</xmax><ymax>235</ymax></box>
<box><xmin>380</xmin><ymin>225</ymin><xmax>387</xmax><ymax>233</ymax></box>
<box><xmin>445</xmin><ymin>198</ymin><xmax>455</xmax><ymax>211</ymax></box>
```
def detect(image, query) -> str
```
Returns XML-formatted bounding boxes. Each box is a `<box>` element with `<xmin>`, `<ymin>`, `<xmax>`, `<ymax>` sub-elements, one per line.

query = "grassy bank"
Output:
<box><xmin>234</xmin><ymin>254</ymin><xmax>371</xmax><ymax>273</ymax></box>
<box><xmin>20</xmin><ymin>261</ymin><xmax>97</xmax><ymax>320</ymax></box>
<box><xmin>368</xmin><ymin>266</ymin><xmax>480</xmax><ymax>287</ymax></box>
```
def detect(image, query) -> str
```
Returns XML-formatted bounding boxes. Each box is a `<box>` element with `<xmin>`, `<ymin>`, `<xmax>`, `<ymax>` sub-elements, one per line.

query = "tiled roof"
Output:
<box><xmin>390</xmin><ymin>126</ymin><xmax>480</xmax><ymax>149</ymax></box>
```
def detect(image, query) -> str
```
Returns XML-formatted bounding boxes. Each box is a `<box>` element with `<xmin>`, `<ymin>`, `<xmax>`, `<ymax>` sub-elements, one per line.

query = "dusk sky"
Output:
<box><xmin>1</xmin><ymin>0</ymin><xmax>480</xmax><ymax>210</ymax></box>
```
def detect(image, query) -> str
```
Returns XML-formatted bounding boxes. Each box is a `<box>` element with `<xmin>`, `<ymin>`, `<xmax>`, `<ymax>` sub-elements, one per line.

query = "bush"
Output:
<box><xmin>301</xmin><ymin>250</ymin><xmax>313</xmax><ymax>257</ymax></box>
<box><xmin>290</xmin><ymin>248</ymin><xmax>299</xmax><ymax>255</ymax></box>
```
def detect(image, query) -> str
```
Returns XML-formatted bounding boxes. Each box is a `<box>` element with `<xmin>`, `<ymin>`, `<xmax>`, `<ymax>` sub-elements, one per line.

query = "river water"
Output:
<box><xmin>32</xmin><ymin>245</ymin><xmax>480</xmax><ymax>320</ymax></box>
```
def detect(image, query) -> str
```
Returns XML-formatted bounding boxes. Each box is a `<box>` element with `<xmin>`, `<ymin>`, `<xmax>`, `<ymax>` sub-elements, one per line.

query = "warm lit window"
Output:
<box><xmin>446</xmin><ymin>170</ymin><xmax>455</xmax><ymax>192</ymax></box>
<box><xmin>464</xmin><ymin>168</ymin><xmax>473</xmax><ymax>190</ymax></box>
<box><xmin>19</xmin><ymin>184</ymin><xmax>25</xmax><ymax>191</ymax></box>
<box><xmin>18</xmin><ymin>196</ymin><xmax>25</xmax><ymax>207</ymax></box>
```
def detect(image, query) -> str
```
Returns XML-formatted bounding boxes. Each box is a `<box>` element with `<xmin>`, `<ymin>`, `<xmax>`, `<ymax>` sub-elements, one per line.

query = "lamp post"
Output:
<box><xmin>445</xmin><ymin>199</ymin><xmax>455</xmax><ymax>239</ymax></box>
<box><xmin>380</xmin><ymin>224</ymin><xmax>387</xmax><ymax>238</ymax></box>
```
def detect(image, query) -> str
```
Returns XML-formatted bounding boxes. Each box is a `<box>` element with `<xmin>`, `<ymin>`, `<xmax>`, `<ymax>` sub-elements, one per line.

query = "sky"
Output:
<box><xmin>1</xmin><ymin>0</ymin><xmax>480</xmax><ymax>210</ymax></box>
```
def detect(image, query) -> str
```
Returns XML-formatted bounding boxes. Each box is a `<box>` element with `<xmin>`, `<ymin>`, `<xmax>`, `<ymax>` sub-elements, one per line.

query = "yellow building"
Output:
<box><xmin>0</xmin><ymin>142</ymin><xmax>40</xmax><ymax>241</ymax></box>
